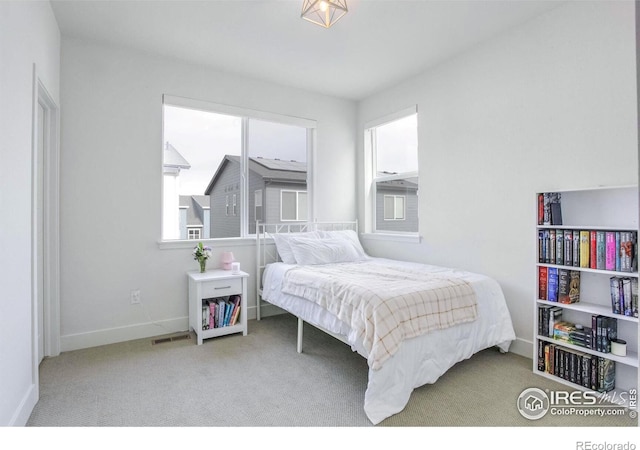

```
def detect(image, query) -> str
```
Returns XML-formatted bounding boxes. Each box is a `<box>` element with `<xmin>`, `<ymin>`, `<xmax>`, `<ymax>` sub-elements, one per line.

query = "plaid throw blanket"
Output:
<box><xmin>281</xmin><ymin>261</ymin><xmax>478</xmax><ymax>370</ymax></box>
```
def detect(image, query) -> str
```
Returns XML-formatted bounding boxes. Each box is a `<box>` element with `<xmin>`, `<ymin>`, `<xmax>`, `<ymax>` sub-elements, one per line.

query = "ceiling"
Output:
<box><xmin>50</xmin><ymin>0</ymin><xmax>562</xmax><ymax>101</ymax></box>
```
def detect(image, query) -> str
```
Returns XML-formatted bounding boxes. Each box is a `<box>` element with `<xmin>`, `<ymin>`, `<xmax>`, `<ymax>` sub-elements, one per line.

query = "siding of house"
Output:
<box><xmin>209</xmin><ymin>159</ymin><xmax>241</xmax><ymax>238</ymax></box>
<box><xmin>375</xmin><ymin>187</ymin><xmax>419</xmax><ymax>232</ymax></box>
<box><xmin>248</xmin><ymin>169</ymin><xmax>265</xmax><ymax>234</ymax></box>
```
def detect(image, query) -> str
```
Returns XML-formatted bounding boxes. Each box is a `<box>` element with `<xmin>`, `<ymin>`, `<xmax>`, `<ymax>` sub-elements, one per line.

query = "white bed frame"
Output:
<box><xmin>255</xmin><ymin>221</ymin><xmax>358</xmax><ymax>353</ymax></box>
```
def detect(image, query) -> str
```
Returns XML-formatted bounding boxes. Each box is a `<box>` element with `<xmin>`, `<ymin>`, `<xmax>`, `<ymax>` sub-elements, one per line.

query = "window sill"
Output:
<box><xmin>360</xmin><ymin>233</ymin><xmax>422</xmax><ymax>244</ymax></box>
<box><xmin>157</xmin><ymin>237</ymin><xmax>257</xmax><ymax>250</ymax></box>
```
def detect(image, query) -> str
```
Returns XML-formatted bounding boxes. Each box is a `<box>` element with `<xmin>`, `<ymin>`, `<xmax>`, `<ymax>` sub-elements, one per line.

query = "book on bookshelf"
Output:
<box><xmin>547</xmin><ymin>267</ymin><xmax>558</xmax><ymax>302</ymax></box>
<box><xmin>620</xmin><ymin>231</ymin><xmax>635</xmax><ymax>272</ymax></box>
<box><xmin>538</xmin><ymin>266</ymin><xmax>548</xmax><ymax>300</ymax></box>
<box><xmin>579</xmin><ymin>230</ymin><xmax>590</xmax><ymax>268</ymax></box>
<box><xmin>537</xmin><ymin>340</ymin><xmax>614</xmax><ymax>392</ymax></box>
<box><xmin>564</xmin><ymin>230</ymin><xmax>573</xmax><ymax>266</ymax></box>
<box><xmin>572</xmin><ymin>230</ymin><xmax>580</xmax><ymax>267</ymax></box>
<box><xmin>590</xmin><ymin>230</ymin><xmax>597</xmax><ymax>269</ymax></box>
<box><xmin>596</xmin><ymin>231</ymin><xmax>605</xmax><ymax>270</ymax></box>
<box><xmin>556</xmin><ymin>230</ymin><xmax>564</xmax><ymax>266</ymax></box>
<box><xmin>610</xmin><ymin>277</ymin><xmax>622</xmax><ymax>315</ymax></box>
<box><xmin>550</xmin><ymin>229</ymin><xmax>556</xmax><ymax>265</ymax></box>
<box><xmin>558</xmin><ymin>270</ymin><xmax>580</xmax><ymax>304</ymax></box>
<box><xmin>615</xmin><ymin>231</ymin><xmax>621</xmax><ymax>272</ymax></box>
<box><xmin>605</xmin><ymin>231</ymin><xmax>616</xmax><ymax>271</ymax></box>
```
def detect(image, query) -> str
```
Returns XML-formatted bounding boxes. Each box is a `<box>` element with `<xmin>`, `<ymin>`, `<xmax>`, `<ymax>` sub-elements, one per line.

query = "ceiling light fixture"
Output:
<box><xmin>301</xmin><ymin>0</ymin><xmax>348</xmax><ymax>29</ymax></box>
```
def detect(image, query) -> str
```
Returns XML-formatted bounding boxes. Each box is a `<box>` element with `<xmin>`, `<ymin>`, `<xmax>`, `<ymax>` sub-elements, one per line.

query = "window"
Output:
<box><xmin>384</xmin><ymin>195</ymin><xmax>405</xmax><ymax>220</ymax></box>
<box><xmin>365</xmin><ymin>107</ymin><xmax>418</xmax><ymax>234</ymax></box>
<box><xmin>187</xmin><ymin>228</ymin><xmax>201</xmax><ymax>240</ymax></box>
<box><xmin>162</xmin><ymin>95</ymin><xmax>315</xmax><ymax>240</ymax></box>
<box><xmin>281</xmin><ymin>190</ymin><xmax>308</xmax><ymax>221</ymax></box>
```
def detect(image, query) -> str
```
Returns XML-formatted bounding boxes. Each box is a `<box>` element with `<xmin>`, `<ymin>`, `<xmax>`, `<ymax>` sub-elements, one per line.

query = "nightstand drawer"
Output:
<box><xmin>201</xmin><ymin>278</ymin><xmax>242</xmax><ymax>298</ymax></box>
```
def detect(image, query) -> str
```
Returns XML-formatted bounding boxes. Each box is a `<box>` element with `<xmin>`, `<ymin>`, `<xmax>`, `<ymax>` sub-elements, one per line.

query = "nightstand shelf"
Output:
<box><xmin>188</xmin><ymin>269</ymin><xmax>249</xmax><ymax>345</ymax></box>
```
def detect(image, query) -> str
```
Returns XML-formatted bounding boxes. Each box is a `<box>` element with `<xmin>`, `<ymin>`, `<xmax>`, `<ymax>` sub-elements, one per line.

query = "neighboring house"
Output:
<box><xmin>162</xmin><ymin>142</ymin><xmax>191</xmax><ymax>240</ymax></box>
<box><xmin>179</xmin><ymin>195</ymin><xmax>210</xmax><ymax>240</ymax></box>
<box><xmin>375</xmin><ymin>177</ymin><xmax>419</xmax><ymax>233</ymax></box>
<box><xmin>204</xmin><ymin>155</ymin><xmax>307</xmax><ymax>237</ymax></box>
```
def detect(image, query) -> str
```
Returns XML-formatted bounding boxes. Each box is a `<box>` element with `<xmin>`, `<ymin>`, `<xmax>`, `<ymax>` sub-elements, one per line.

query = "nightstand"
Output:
<box><xmin>188</xmin><ymin>269</ymin><xmax>249</xmax><ymax>345</ymax></box>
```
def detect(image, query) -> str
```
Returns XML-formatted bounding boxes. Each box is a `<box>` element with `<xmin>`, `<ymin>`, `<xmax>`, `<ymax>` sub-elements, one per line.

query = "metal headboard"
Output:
<box><xmin>255</xmin><ymin>220</ymin><xmax>358</xmax><ymax>320</ymax></box>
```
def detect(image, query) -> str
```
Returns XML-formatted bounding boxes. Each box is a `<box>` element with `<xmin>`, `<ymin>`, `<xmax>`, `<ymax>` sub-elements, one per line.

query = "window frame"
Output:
<box><xmin>160</xmin><ymin>95</ymin><xmax>317</xmax><ymax>245</ymax></box>
<box><xmin>280</xmin><ymin>189</ymin><xmax>308</xmax><ymax>222</ymax></box>
<box><xmin>364</xmin><ymin>105</ymin><xmax>419</xmax><ymax>239</ymax></box>
<box><xmin>187</xmin><ymin>228</ymin><xmax>202</xmax><ymax>240</ymax></box>
<box><xmin>383</xmin><ymin>195</ymin><xmax>406</xmax><ymax>221</ymax></box>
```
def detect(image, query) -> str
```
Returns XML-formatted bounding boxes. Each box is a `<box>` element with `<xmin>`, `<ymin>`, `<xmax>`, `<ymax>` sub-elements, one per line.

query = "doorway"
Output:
<box><xmin>32</xmin><ymin>70</ymin><xmax>60</xmax><ymax>377</ymax></box>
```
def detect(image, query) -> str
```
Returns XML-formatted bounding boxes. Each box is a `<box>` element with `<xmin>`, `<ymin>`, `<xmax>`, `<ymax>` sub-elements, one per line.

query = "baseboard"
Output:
<box><xmin>247</xmin><ymin>302</ymin><xmax>286</xmax><ymax>320</ymax></box>
<box><xmin>8</xmin><ymin>383</ymin><xmax>37</xmax><ymax>426</ymax></box>
<box><xmin>508</xmin><ymin>336</ymin><xmax>533</xmax><ymax>359</ymax></box>
<box><xmin>61</xmin><ymin>316</ymin><xmax>189</xmax><ymax>352</ymax></box>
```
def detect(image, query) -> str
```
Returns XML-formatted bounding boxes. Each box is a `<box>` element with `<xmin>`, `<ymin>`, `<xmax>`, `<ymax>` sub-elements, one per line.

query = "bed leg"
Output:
<box><xmin>297</xmin><ymin>317</ymin><xmax>303</xmax><ymax>353</ymax></box>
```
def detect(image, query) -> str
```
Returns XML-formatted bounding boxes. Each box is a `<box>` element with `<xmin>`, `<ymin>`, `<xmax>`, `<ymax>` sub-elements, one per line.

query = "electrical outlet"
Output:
<box><xmin>130</xmin><ymin>289</ymin><xmax>141</xmax><ymax>304</ymax></box>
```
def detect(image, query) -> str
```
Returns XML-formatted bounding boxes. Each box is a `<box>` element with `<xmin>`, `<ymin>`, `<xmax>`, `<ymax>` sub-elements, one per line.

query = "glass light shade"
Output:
<box><xmin>221</xmin><ymin>251</ymin><xmax>235</xmax><ymax>270</ymax></box>
<box><xmin>301</xmin><ymin>0</ymin><xmax>348</xmax><ymax>28</ymax></box>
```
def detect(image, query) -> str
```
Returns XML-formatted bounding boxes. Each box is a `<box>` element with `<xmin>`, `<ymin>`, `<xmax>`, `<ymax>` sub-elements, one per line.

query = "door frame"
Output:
<box><xmin>31</xmin><ymin>64</ymin><xmax>61</xmax><ymax>388</ymax></box>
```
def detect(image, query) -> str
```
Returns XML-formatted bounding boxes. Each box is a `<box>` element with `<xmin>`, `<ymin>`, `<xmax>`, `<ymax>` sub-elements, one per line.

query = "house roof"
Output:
<box><xmin>204</xmin><ymin>155</ymin><xmax>306</xmax><ymax>194</ymax></box>
<box><xmin>376</xmin><ymin>177</ymin><xmax>419</xmax><ymax>192</ymax></box>
<box><xmin>163</xmin><ymin>142</ymin><xmax>191</xmax><ymax>169</ymax></box>
<box><xmin>179</xmin><ymin>195</ymin><xmax>209</xmax><ymax>227</ymax></box>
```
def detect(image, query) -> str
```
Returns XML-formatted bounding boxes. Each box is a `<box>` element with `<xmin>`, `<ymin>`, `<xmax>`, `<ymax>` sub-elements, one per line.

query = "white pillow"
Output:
<box><xmin>319</xmin><ymin>229</ymin><xmax>368</xmax><ymax>260</ymax></box>
<box><xmin>272</xmin><ymin>232</ymin><xmax>322</xmax><ymax>264</ymax></box>
<box><xmin>288</xmin><ymin>236</ymin><xmax>362</xmax><ymax>265</ymax></box>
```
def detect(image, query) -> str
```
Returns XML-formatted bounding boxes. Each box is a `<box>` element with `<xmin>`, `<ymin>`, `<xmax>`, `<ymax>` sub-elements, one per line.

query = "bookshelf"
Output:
<box><xmin>534</xmin><ymin>186</ymin><xmax>638</xmax><ymax>404</ymax></box>
<box><xmin>188</xmin><ymin>269</ymin><xmax>249</xmax><ymax>345</ymax></box>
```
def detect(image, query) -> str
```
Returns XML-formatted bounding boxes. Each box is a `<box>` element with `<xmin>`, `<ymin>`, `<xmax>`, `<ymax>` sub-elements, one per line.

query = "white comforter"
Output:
<box><xmin>280</xmin><ymin>260</ymin><xmax>479</xmax><ymax>370</ymax></box>
<box><xmin>261</xmin><ymin>257</ymin><xmax>516</xmax><ymax>424</ymax></box>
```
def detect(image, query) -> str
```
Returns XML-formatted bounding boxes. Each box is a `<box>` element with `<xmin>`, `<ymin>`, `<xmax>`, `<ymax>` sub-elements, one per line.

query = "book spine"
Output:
<box><xmin>556</xmin><ymin>230</ymin><xmax>564</xmax><ymax>266</ymax></box>
<box><xmin>544</xmin><ymin>230</ymin><xmax>551</xmax><ymax>264</ymax></box>
<box><xmin>547</xmin><ymin>267</ymin><xmax>558</xmax><ymax>302</ymax></box>
<box><xmin>538</xmin><ymin>266</ymin><xmax>548</xmax><ymax>301</ymax></box>
<box><xmin>573</xmin><ymin>231</ymin><xmax>580</xmax><ymax>267</ymax></box>
<box><xmin>615</xmin><ymin>231</ymin><xmax>621</xmax><ymax>272</ymax></box>
<box><xmin>632</xmin><ymin>277</ymin><xmax>638</xmax><ymax>318</ymax></box>
<box><xmin>580</xmin><ymin>231</ymin><xmax>590</xmax><ymax>268</ymax></box>
<box><xmin>564</xmin><ymin>230</ymin><xmax>573</xmax><ymax>266</ymax></box>
<box><xmin>596</xmin><ymin>231</ymin><xmax>605</xmax><ymax>270</ymax></box>
<box><xmin>568</xmin><ymin>270</ymin><xmax>580</xmax><ymax>304</ymax></box>
<box><xmin>537</xmin><ymin>340</ymin><xmax>546</xmax><ymax>371</ymax></box>
<box><xmin>605</xmin><ymin>232</ymin><xmax>616</xmax><ymax>271</ymax></box>
<box><xmin>620</xmin><ymin>231</ymin><xmax>631</xmax><ymax>272</ymax></box>
<box><xmin>621</xmin><ymin>278</ymin><xmax>632</xmax><ymax>316</ymax></box>
<box><xmin>558</xmin><ymin>268</ymin><xmax>570</xmax><ymax>303</ymax></box>
<box><xmin>610</xmin><ymin>277</ymin><xmax>621</xmax><ymax>315</ymax></box>
<box><xmin>590</xmin><ymin>230</ymin><xmax>597</xmax><ymax>269</ymax></box>
<box><xmin>538</xmin><ymin>230</ymin><xmax>545</xmax><ymax>263</ymax></box>
<box><xmin>543</xmin><ymin>193</ymin><xmax>551</xmax><ymax>226</ymax></box>
<box><xmin>538</xmin><ymin>194</ymin><xmax>544</xmax><ymax>226</ymax></box>
<box><xmin>550</xmin><ymin>229</ymin><xmax>556</xmax><ymax>265</ymax></box>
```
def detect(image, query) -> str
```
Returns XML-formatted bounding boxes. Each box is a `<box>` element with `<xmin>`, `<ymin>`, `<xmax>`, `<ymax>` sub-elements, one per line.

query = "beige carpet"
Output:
<box><xmin>27</xmin><ymin>313</ymin><xmax>637</xmax><ymax>429</ymax></box>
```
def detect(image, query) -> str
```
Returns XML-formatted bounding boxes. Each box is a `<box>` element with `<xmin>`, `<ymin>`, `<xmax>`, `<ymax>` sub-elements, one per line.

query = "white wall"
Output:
<box><xmin>59</xmin><ymin>38</ymin><xmax>356</xmax><ymax>351</ymax></box>
<box><xmin>357</xmin><ymin>1</ymin><xmax>638</xmax><ymax>357</ymax></box>
<box><xmin>0</xmin><ymin>1</ymin><xmax>60</xmax><ymax>426</ymax></box>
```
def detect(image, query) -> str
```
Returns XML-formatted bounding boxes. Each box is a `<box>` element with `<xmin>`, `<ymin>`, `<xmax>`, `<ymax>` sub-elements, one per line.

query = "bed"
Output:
<box><xmin>255</xmin><ymin>221</ymin><xmax>516</xmax><ymax>424</ymax></box>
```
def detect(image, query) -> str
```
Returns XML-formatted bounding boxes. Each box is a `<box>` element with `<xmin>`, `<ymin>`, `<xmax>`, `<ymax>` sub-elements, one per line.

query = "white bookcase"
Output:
<box><xmin>534</xmin><ymin>186</ymin><xmax>638</xmax><ymax>404</ymax></box>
